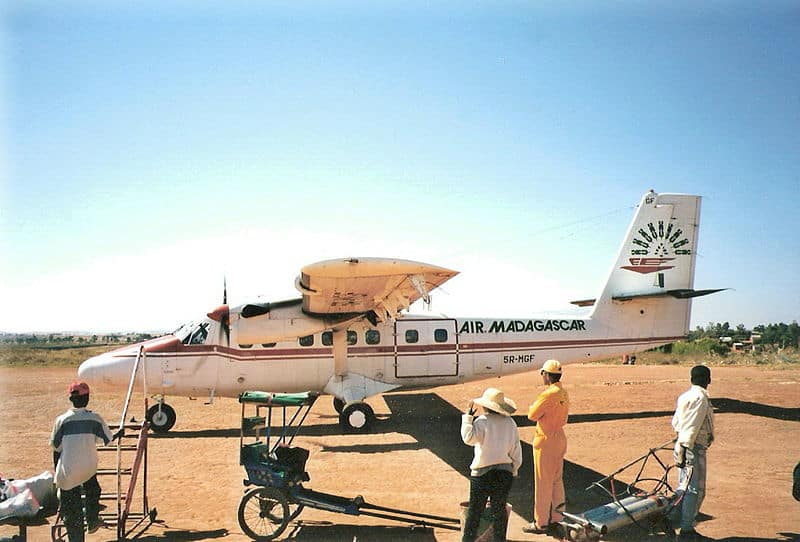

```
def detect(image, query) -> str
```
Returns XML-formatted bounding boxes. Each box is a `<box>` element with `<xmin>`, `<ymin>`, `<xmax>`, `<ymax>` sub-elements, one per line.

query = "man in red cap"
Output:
<box><xmin>523</xmin><ymin>359</ymin><xmax>570</xmax><ymax>536</ymax></box>
<box><xmin>50</xmin><ymin>381</ymin><xmax>114</xmax><ymax>541</ymax></box>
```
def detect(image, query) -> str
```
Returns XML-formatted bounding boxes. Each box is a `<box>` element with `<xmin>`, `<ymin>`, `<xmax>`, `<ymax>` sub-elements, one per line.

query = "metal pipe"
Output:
<box><xmin>578</xmin><ymin>494</ymin><xmax>673</xmax><ymax>534</ymax></box>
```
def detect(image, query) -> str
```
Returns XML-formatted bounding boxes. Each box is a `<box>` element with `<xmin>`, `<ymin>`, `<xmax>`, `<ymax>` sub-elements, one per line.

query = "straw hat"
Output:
<box><xmin>473</xmin><ymin>388</ymin><xmax>517</xmax><ymax>416</ymax></box>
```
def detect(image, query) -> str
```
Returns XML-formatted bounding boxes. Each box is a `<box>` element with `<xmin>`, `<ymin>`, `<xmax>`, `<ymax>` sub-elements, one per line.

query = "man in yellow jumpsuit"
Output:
<box><xmin>522</xmin><ymin>359</ymin><xmax>569</xmax><ymax>535</ymax></box>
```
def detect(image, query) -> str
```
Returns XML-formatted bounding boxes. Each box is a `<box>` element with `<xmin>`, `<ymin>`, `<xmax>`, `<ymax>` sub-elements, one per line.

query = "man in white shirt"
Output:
<box><xmin>51</xmin><ymin>381</ymin><xmax>114</xmax><ymax>541</ymax></box>
<box><xmin>670</xmin><ymin>365</ymin><xmax>715</xmax><ymax>541</ymax></box>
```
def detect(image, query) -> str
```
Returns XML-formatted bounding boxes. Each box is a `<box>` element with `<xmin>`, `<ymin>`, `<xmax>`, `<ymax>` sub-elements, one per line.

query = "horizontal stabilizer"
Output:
<box><xmin>571</xmin><ymin>288</ymin><xmax>728</xmax><ymax>307</ymax></box>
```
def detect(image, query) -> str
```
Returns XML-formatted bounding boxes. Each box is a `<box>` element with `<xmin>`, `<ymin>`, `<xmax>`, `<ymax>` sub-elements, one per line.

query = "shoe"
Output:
<box><xmin>522</xmin><ymin>522</ymin><xmax>549</xmax><ymax>534</ymax></box>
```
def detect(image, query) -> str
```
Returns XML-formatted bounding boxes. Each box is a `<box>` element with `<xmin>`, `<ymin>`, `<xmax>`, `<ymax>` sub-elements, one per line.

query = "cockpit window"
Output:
<box><xmin>173</xmin><ymin>321</ymin><xmax>196</xmax><ymax>342</ymax></box>
<box><xmin>186</xmin><ymin>322</ymin><xmax>210</xmax><ymax>345</ymax></box>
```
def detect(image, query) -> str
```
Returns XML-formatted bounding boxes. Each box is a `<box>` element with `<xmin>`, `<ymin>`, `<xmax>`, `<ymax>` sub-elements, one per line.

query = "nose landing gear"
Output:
<box><xmin>146</xmin><ymin>401</ymin><xmax>176</xmax><ymax>433</ymax></box>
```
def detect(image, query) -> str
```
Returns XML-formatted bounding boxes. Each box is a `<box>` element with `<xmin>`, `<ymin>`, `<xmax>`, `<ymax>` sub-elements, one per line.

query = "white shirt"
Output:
<box><xmin>50</xmin><ymin>407</ymin><xmax>113</xmax><ymax>490</ymax></box>
<box><xmin>461</xmin><ymin>412</ymin><xmax>523</xmax><ymax>476</ymax></box>
<box><xmin>672</xmin><ymin>385</ymin><xmax>715</xmax><ymax>448</ymax></box>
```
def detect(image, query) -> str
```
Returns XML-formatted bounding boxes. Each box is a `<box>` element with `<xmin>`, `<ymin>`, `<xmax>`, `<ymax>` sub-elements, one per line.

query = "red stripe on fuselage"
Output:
<box><xmin>118</xmin><ymin>335</ymin><xmax>683</xmax><ymax>362</ymax></box>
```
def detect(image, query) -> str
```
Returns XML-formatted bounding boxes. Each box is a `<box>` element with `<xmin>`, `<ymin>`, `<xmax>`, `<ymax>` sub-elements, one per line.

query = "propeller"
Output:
<box><xmin>207</xmin><ymin>277</ymin><xmax>230</xmax><ymax>346</ymax></box>
<box><xmin>222</xmin><ymin>277</ymin><xmax>230</xmax><ymax>346</ymax></box>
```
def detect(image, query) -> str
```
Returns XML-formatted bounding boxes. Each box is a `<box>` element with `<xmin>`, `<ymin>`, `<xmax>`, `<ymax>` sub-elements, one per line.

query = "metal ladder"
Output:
<box><xmin>51</xmin><ymin>346</ymin><xmax>157</xmax><ymax>541</ymax></box>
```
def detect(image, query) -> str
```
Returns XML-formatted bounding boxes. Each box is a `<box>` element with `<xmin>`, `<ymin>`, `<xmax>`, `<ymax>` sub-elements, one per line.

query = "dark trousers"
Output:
<box><xmin>462</xmin><ymin>469</ymin><xmax>513</xmax><ymax>542</ymax></box>
<box><xmin>60</xmin><ymin>475</ymin><xmax>101</xmax><ymax>542</ymax></box>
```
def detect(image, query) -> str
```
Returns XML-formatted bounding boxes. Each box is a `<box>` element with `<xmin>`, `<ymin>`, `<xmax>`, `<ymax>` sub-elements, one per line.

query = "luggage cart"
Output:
<box><xmin>236</xmin><ymin>391</ymin><xmax>460</xmax><ymax>541</ymax></box>
<box><xmin>559</xmin><ymin>441</ymin><xmax>682</xmax><ymax>542</ymax></box>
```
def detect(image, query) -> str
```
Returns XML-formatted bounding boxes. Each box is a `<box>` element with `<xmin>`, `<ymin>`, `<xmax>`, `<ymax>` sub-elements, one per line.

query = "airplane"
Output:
<box><xmin>77</xmin><ymin>190</ymin><xmax>723</xmax><ymax>433</ymax></box>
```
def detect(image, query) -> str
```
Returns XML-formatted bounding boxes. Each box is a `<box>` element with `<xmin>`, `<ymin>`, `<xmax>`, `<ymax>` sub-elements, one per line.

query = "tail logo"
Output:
<box><xmin>622</xmin><ymin>220</ymin><xmax>691</xmax><ymax>274</ymax></box>
<box><xmin>622</xmin><ymin>257</ymin><xmax>675</xmax><ymax>274</ymax></box>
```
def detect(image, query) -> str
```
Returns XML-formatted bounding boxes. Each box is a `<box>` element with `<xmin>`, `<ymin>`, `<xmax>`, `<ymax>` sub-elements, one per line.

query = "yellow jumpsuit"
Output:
<box><xmin>527</xmin><ymin>382</ymin><xmax>569</xmax><ymax>526</ymax></box>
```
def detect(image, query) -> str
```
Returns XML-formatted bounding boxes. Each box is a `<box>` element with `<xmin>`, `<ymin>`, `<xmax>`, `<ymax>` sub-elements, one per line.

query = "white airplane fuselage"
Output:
<box><xmin>79</xmin><ymin>299</ymin><xmax>685</xmax><ymax>399</ymax></box>
<box><xmin>77</xmin><ymin>190</ymin><xmax>716</xmax><ymax>431</ymax></box>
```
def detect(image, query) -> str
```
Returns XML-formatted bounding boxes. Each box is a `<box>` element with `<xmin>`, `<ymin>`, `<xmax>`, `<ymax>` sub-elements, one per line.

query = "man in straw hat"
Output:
<box><xmin>461</xmin><ymin>387</ymin><xmax>523</xmax><ymax>542</ymax></box>
<box><xmin>50</xmin><ymin>381</ymin><xmax>115</xmax><ymax>541</ymax></box>
<box><xmin>523</xmin><ymin>359</ymin><xmax>569</xmax><ymax>535</ymax></box>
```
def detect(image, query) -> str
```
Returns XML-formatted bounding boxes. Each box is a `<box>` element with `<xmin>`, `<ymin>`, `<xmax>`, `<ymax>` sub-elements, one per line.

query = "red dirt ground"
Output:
<box><xmin>1</xmin><ymin>364</ymin><xmax>798</xmax><ymax>542</ymax></box>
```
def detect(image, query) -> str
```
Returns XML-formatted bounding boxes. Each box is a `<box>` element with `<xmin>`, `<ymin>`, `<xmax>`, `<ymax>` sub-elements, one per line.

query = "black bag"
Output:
<box><xmin>274</xmin><ymin>446</ymin><xmax>309</xmax><ymax>476</ymax></box>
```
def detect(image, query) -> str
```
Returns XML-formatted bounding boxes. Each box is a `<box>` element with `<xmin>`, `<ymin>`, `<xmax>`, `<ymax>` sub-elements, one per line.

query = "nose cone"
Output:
<box><xmin>77</xmin><ymin>353</ymin><xmax>105</xmax><ymax>387</ymax></box>
<box><xmin>77</xmin><ymin>350</ymin><xmax>136</xmax><ymax>389</ymax></box>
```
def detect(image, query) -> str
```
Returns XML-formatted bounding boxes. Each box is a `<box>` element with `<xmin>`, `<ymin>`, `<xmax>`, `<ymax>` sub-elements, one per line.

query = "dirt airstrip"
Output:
<box><xmin>1</xmin><ymin>364</ymin><xmax>798</xmax><ymax>542</ymax></box>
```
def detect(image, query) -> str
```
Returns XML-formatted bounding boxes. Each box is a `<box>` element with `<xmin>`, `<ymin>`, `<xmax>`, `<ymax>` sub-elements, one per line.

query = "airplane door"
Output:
<box><xmin>395</xmin><ymin>319</ymin><xmax>458</xmax><ymax>378</ymax></box>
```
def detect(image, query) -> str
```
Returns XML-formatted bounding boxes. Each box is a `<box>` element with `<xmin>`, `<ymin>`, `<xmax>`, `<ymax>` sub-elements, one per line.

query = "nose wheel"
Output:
<box><xmin>338</xmin><ymin>402</ymin><xmax>374</xmax><ymax>433</ymax></box>
<box><xmin>146</xmin><ymin>402</ymin><xmax>176</xmax><ymax>433</ymax></box>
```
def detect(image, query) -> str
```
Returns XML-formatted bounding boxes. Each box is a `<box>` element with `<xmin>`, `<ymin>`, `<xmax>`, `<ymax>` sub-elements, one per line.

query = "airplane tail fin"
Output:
<box><xmin>585</xmin><ymin>190</ymin><xmax>710</xmax><ymax>341</ymax></box>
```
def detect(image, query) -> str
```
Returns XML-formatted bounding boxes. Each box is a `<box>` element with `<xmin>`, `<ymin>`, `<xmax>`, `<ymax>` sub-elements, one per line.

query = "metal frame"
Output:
<box><xmin>237</xmin><ymin>390</ymin><xmax>460</xmax><ymax>540</ymax></box>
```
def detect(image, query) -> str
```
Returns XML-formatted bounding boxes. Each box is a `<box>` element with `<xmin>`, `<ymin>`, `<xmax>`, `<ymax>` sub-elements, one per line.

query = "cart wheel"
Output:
<box><xmin>147</xmin><ymin>403</ymin><xmax>176</xmax><ymax>433</ymax></box>
<box><xmin>339</xmin><ymin>402</ymin><xmax>374</xmax><ymax>432</ymax></box>
<box><xmin>238</xmin><ymin>487</ymin><xmax>290</xmax><ymax>541</ymax></box>
<box><xmin>332</xmin><ymin>397</ymin><xmax>345</xmax><ymax>414</ymax></box>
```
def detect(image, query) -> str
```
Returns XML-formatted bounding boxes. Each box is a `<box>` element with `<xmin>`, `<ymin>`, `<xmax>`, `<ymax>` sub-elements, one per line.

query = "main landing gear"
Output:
<box><xmin>146</xmin><ymin>400</ymin><xmax>177</xmax><ymax>433</ymax></box>
<box><xmin>332</xmin><ymin>397</ymin><xmax>375</xmax><ymax>433</ymax></box>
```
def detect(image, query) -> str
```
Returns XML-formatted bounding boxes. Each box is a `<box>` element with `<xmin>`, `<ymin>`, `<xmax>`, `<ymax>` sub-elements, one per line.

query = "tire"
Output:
<box><xmin>237</xmin><ymin>486</ymin><xmax>290</xmax><ymax>541</ymax></box>
<box><xmin>146</xmin><ymin>403</ymin><xmax>177</xmax><ymax>433</ymax></box>
<box><xmin>339</xmin><ymin>402</ymin><xmax>374</xmax><ymax>433</ymax></box>
<box><xmin>332</xmin><ymin>397</ymin><xmax>345</xmax><ymax>414</ymax></box>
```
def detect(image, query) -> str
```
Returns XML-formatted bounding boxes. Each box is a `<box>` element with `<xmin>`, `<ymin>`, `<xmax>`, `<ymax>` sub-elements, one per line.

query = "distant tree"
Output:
<box><xmin>755</xmin><ymin>322</ymin><xmax>800</xmax><ymax>348</ymax></box>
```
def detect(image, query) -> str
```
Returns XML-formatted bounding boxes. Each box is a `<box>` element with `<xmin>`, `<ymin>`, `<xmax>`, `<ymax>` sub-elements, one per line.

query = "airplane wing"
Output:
<box><xmin>296</xmin><ymin>257</ymin><xmax>458</xmax><ymax>322</ymax></box>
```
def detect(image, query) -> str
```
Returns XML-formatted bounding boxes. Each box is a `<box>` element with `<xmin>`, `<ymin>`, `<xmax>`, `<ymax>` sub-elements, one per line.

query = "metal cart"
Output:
<box><xmin>559</xmin><ymin>441</ymin><xmax>684</xmax><ymax>541</ymax></box>
<box><xmin>236</xmin><ymin>391</ymin><xmax>460</xmax><ymax>541</ymax></box>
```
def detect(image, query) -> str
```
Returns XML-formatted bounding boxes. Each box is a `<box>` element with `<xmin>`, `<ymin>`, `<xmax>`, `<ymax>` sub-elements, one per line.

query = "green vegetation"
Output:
<box><xmin>688</xmin><ymin>321</ymin><xmax>799</xmax><ymax>348</ymax></box>
<box><xmin>0</xmin><ymin>344</ymin><xmax>119</xmax><ymax>367</ymax></box>
<box><xmin>630</xmin><ymin>346</ymin><xmax>800</xmax><ymax>368</ymax></box>
<box><xmin>1</xmin><ymin>333</ymin><xmax>156</xmax><ymax>346</ymax></box>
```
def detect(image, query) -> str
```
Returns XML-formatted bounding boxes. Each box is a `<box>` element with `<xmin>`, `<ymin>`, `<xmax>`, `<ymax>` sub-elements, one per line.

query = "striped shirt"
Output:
<box><xmin>50</xmin><ymin>407</ymin><xmax>113</xmax><ymax>490</ymax></box>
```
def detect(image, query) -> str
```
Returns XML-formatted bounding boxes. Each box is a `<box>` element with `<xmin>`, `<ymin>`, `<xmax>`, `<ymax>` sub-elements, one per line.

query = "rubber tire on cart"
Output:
<box><xmin>238</xmin><ymin>486</ymin><xmax>291</xmax><ymax>541</ymax></box>
<box><xmin>339</xmin><ymin>402</ymin><xmax>374</xmax><ymax>433</ymax></box>
<box><xmin>146</xmin><ymin>403</ymin><xmax>176</xmax><ymax>433</ymax></box>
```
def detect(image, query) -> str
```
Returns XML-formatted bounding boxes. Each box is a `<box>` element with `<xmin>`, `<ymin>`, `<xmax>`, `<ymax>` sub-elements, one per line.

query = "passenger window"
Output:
<box><xmin>261</xmin><ymin>343</ymin><xmax>276</xmax><ymax>348</ymax></box>
<box><xmin>239</xmin><ymin>344</ymin><xmax>253</xmax><ymax>349</ymax></box>
<box><xmin>365</xmin><ymin>330</ymin><xmax>380</xmax><ymax>345</ymax></box>
<box><xmin>299</xmin><ymin>335</ymin><xmax>314</xmax><ymax>347</ymax></box>
<box><xmin>321</xmin><ymin>331</ymin><xmax>355</xmax><ymax>346</ymax></box>
<box><xmin>405</xmin><ymin>329</ymin><xmax>419</xmax><ymax>343</ymax></box>
<box><xmin>434</xmin><ymin>329</ymin><xmax>448</xmax><ymax>343</ymax></box>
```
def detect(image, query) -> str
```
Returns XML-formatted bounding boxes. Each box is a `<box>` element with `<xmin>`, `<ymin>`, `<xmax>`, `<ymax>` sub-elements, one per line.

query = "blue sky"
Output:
<box><xmin>1</xmin><ymin>1</ymin><xmax>798</xmax><ymax>333</ymax></box>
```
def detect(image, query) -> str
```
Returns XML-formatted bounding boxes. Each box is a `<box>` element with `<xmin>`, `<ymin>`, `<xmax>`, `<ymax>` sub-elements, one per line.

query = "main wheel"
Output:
<box><xmin>146</xmin><ymin>403</ymin><xmax>176</xmax><ymax>433</ymax></box>
<box><xmin>339</xmin><ymin>402</ymin><xmax>374</xmax><ymax>433</ymax></box>
<box><xmin>237</xmin><ymin>487</ymin><xmax>290</xmax><ymax>541</ymax></box>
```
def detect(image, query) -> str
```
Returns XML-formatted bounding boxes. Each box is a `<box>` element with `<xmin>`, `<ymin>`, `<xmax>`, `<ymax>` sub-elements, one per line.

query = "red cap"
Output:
<box><xmin>68</xmin><ymin>381</ymin><xmax>90</xmax><ymax>396</ymax></box>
